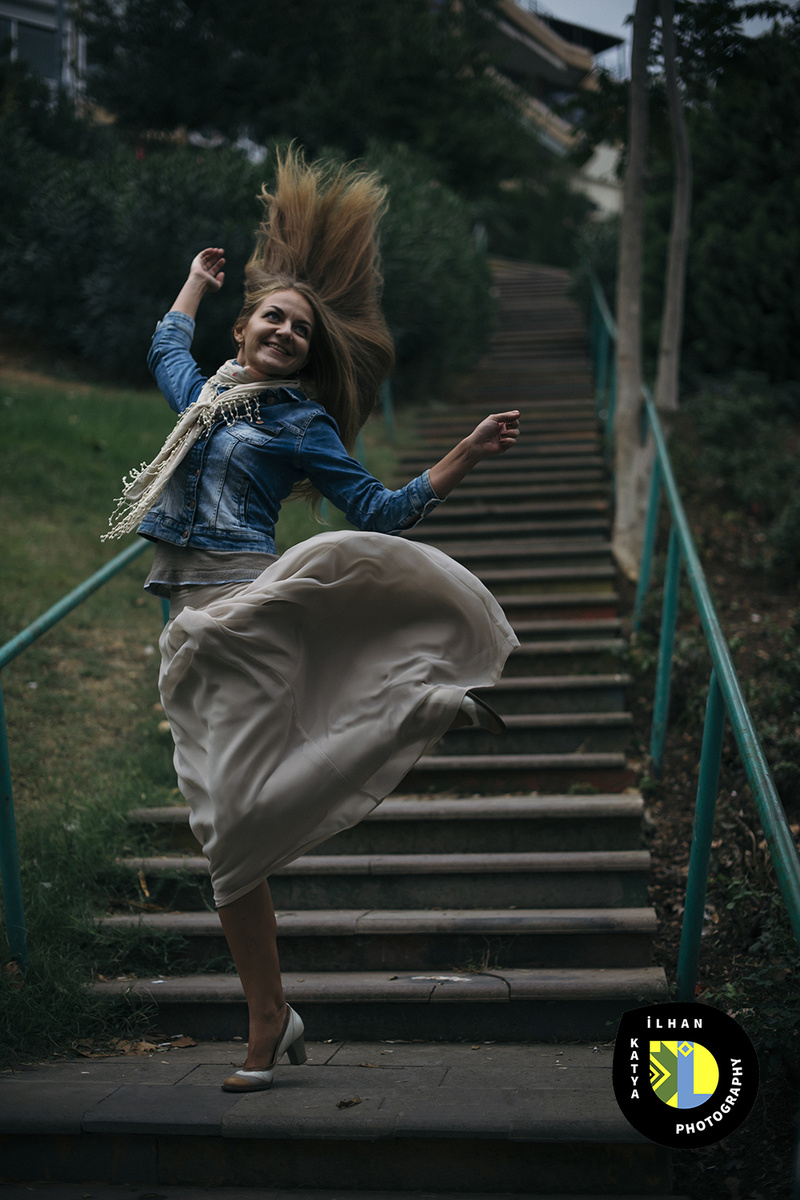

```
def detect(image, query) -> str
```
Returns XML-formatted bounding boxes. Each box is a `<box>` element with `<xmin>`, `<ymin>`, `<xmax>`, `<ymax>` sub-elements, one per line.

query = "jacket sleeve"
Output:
<box><xmin>147</xmin><ymin>311</ymin><xmax>208</xmax><ymax>414</ymax></box>
<box><xmin>297</xmin><ymin>411</ymin><xmax>443</xmax><ymax>534</ymax></box>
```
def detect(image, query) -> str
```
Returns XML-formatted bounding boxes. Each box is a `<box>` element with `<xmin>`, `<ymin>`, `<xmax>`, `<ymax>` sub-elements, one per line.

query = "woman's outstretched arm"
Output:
<box><xmin>428</xmin><ymin>411</ymin><xmax>521</xmax><ymax>499</ymax></box>
<box><xmin>169</xmin><ymin>247</ymin><xmax>227</xmax><ymax>320</ymax></box>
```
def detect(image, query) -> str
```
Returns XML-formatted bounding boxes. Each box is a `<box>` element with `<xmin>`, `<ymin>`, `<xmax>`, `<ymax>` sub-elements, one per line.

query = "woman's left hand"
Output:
<box><xmin>428</xmin><ymin>410</ymin><xmax>521</xmax><ymax>499</ymax></box>
<box><xmin>467</xmin><ymin>410</ymin><xmax>521</xmax><ymax>458</ymax></box>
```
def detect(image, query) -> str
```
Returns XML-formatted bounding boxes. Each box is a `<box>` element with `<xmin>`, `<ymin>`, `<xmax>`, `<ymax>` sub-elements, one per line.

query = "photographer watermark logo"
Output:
<box><xmin>612</xmin><ymin>1002</ymin><xmax>759</xmax><ymax>1148</ymax></box>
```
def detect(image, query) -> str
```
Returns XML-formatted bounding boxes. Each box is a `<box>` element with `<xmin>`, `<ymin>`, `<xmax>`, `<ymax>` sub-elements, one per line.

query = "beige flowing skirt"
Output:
<box><xmin>158</xmin><ymin>530</ymin><xmax>518</xmax><ymax>907</ymax></box>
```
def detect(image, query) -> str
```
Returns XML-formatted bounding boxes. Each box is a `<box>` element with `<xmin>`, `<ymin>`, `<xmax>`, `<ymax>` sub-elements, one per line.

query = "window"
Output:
<box><xmin>0</xmin><ymin>17</ymin><xmax>12</xmax><ymax>59</ymax></box>
<box><xmin>17</xmin><ymin>20</ymin><xmax>58</xmax><ymax>80</ymax></box>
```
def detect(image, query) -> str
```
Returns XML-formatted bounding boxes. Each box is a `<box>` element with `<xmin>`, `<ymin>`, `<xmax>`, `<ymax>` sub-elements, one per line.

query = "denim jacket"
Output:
<box><xmin>137</xmin><ymin>311</ymin><xmax>442</xmax><ymax>554</ymax></box>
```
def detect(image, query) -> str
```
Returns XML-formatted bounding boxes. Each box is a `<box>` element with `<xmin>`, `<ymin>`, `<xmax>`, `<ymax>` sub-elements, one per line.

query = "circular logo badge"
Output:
<box><xmin>612</xmin><ymin>1002</ymin><xmax>759</xmax><ymax>1148</ymax></box>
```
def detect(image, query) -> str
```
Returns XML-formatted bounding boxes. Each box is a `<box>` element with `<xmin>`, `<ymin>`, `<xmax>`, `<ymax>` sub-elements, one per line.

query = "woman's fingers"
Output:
<box><xmin>473</xmin><ymin>411</ymin><xmax>521</xmax><ymax>453</ymax></box>
<box><xmin>191</xmin><ymin>247</ymin><xmax>226</xmax><ymax>290</ymax></box>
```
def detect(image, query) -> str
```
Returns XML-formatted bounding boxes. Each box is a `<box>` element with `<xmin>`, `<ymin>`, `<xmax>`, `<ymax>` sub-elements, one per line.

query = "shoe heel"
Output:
<box><xmin>287</xmin><ymin>1033</ymin><xmax>307</xmax><ymax>1065</ymax></box>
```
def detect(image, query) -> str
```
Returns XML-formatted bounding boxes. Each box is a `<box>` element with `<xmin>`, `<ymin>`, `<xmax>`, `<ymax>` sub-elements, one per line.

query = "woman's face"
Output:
<box><xmin>235</xmin><ymin>289</ymin><xmax>314</xmax><ymax>379</ymax></box>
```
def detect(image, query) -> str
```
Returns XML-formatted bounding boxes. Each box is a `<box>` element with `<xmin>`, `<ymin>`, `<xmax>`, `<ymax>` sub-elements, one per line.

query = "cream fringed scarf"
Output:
<box><xmin>102</xmin><ymin>360</ymin><xmax>300</xmax><ymax>541</ymax></box>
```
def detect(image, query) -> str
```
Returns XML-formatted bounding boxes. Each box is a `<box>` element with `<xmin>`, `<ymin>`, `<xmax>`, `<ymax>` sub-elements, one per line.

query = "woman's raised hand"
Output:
<box><xmin>428</xmin><ymin>410</ymin><xmax>521</xmax><ymax>500</ymax></box>
<box><xmin>189</xmin><ymin>247</ymin><xmax>226</xmax><ymax>293</ymax></box>
<box><xmin>466</xmin><ymin>411</ymin><xmax>521</xmax><ymax>458</ymax></box>
<box><xmin>170</xmin><ymin>248</ymin><xmax>226</xmax><ymax>319</ymax></box>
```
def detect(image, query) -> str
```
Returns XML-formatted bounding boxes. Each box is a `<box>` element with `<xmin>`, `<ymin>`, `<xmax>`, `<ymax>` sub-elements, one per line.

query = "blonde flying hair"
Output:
<box><xmin>234</xmin><ymin>149</ymin><xmax>395</xmax><ymax>468</ymax></box>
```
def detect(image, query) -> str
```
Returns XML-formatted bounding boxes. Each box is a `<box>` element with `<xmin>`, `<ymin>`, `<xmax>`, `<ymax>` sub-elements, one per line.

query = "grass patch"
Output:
<box><xmin>0</xmin><ymin>369</ymin><xmax>423</xmax><ymax>1066</ymax></box>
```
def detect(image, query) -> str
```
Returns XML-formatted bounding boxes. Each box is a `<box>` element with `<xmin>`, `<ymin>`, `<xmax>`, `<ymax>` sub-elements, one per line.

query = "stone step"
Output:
<box><xmin>417</xmin><ymin>434</ymin><xmax>601</xmax><ymax>454</ymax></box>
<box><xmin>511</xmin><ymin>616</ymin><xmax>622</xmax><ymax>637</ymax></box>
<box><xmin>420</xmin><ymin>496</ymin><xmax>609</xmax><ymax>519</ymax></box>
<box><xmin>0</xmin><ymin>1191</ymin><xmax>687</xmax><ymax>1200</ymax></box>
<box><xmin>493</xmin><ymin>592</ymin><xmax>620</xmax><ymax>621</ymax></box>
<box><xmin>441</xmin><ymin>482</ymin><xmax>609</xmax><ymax>505</ymax></box>
<box><xmin>415</xmin><ymin>408</ymin><xmax>598</xmax><ymax>426</ymax></box>
<box><xmin>414</xmin><ymin>539</ymin><xmax>614</xmax><ymax>575</ymax></box>
<box><xmin>410</xmin><ymin>515</ymin><xmax>610</xmax><ymax>540</ymax></box>
<box><xmin>0</xmin><ymin>1191</ymin><xmax>686</xmax><ymax>1200</ymax></box>
<box><xmin>414</xmin><ymin>422</ymin><xmax>598</xmax><ymax>441</ymax></box>
<box><xmin>476</xmin><ymin>673</ymin><xmax>629</xmax><ymax>713</ymax></box>
<box><xmin>116</xmin><ymin>850</ymin><xmax>650</xmax><ymax>911</ymax></box>
<box><xmin>89</xmin><ymin>967</ymin><xmax>668</xmax><ymax>1042</ymax></box>
<box><xmin>0</xmin><ymin>1041</ymin><xmax>675</xmax><ymax>1193</ymax></box>
<box><xmin>97</xmin><ymin>905</ymin><xmax>657</xmax><ymax>971</ymax></box>
<box><xmin>478</xmin><ymin>565</ymin><xmax>617</xmax><ymax>597</ymax></box>
<box><xmin>413</xmin><ymin>469</ymin><xmax>608</xmax><ymax>490</ymax></box>
<box><xmin>450</xmin><ymin>389</ymin><xmax>597</xmax><ymax>408</ymax></box>
<box><xmin>434</xmin><ymin>710</ymin><xmax>632</xmax><ymax>755</ymax></box>
<box><xmin>400</xmin><ymin>451</ymin><xmax>605</xmax><ymax>472</ymax></box>
<box><xmin>128</xmin><ymin>793</ymin><xmax>646</xmax><ymax>855</ymax></box>
<box><xmin>404</xmin><ymin>752</ymin><xmax>635</xmax><ymax>795</ymax></box>
<box><xmin>476</xmin><ymin>372</ymin><xmax>595</xmax><ymax>390</ymax></box>
<box><xmin>503</xmin><ymin>639</ymin><xmax>627</xmax><ymax>676</ymax></box>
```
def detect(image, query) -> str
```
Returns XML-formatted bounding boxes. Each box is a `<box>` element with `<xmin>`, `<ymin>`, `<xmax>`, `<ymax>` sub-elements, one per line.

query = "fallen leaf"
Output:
<box><xmin>337</xmin><ymin>1096</ymin><xmax>362</xmax><ymax>1108</ymax></box>
<box><xmin>171</xmin><ymin>1035</ymin><xmax>196</xmax><ymax>1048</ymax></box>
<box><xmin>3</xmin><ymin>962</ymin><xmax>25</xmax><ymax>991</ymax></box>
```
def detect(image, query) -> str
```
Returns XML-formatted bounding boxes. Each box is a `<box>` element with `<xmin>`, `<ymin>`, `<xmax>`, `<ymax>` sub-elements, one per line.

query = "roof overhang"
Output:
<box><xmin>492</xmin><ymin>0</ymin><xmax>595</xmax><ymax>89</ymax></box>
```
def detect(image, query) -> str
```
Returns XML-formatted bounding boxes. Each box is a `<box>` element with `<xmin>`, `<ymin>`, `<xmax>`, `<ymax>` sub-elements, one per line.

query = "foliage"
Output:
<box><xmin>681</xmin><ymin>26</ymin><xmax>800</xmax><ymax>383</ymax></box>
<box><xmin>683</xmin><ymin>373</ymin><xmax>800</xmax><ymax>567</ymax></box>
<box><xmin>570</xmin><ymin>5</ymin><xmax>800</xmax><ymax>386</ymax></box>
<box><xmin>476</xmin><ymin>170</ymin><xmax>592</xmax><ymax>267</ymax></box>
<box><xmin>78</xmin><ymin>0</ymin><xmax>530</xmax><ymax>198</ymax></box>
<box><xmin>76</xmin><ymin>0</ymin><xmax>592</xmax><ymax>265</ymax></box>
<box><xmin>369</xmin><ymin>145</ymin><xmax>493</xmax><ymax>395</ymax></box>
<box><xmin>0</xmin><ymin>95</ymin><xmax>492</xmax><ymax>394</ymax></box>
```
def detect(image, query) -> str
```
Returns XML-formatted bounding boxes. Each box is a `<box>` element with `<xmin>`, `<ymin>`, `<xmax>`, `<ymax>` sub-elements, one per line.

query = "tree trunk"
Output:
<box><xmin>612</xmin><ymin>0</ymin><xmax>657</xmax><ymax>581</ymax></box>
<box><xmin>654</xmin><ymin>0</ymin><xmax>692</xmax><ymax>427</ymax></box>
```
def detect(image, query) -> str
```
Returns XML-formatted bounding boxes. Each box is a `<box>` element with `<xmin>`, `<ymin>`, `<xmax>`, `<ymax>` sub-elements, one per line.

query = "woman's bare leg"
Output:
<box><xmin>217</xmin><ymin>880</ymin><xmax>286</xmax><ymax>1069</ymax></box>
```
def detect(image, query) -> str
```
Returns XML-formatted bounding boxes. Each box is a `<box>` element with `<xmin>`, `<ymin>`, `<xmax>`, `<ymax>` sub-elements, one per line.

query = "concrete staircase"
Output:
<box><xmin>1</xmin><ymin>261</ymin><xmax>677</xmax><ymax>1196</ymax></box>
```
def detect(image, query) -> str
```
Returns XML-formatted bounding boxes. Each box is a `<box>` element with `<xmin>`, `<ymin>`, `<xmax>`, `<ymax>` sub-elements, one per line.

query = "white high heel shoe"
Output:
<box><xmin>222</xmin><ymin>1005</ymin><xmax>307</xmax><ymax>1092</ymax></box>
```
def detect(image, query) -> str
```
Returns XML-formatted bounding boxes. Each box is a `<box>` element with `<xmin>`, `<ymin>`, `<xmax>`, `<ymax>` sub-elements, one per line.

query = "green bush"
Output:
<box><xmin>684</xmin><ymin>373</ymin><xmax>800</xmax><ymax>567</ymax></box>
<box><xmin>367</xmin><ymin>145</ymin><xmax>493</xmax><ymax>396</ymax></box>
<box><xmin>0</xmin><ymin>96</ymin><xmax>493</xmax><ymax>399</ymax></box>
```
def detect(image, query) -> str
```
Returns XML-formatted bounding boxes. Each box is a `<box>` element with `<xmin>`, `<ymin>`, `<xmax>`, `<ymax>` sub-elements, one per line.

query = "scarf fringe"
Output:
<box><xmin>102</xmin><ymin>364</ymin><xmax>299</xmax><ymax>541</ymax></box>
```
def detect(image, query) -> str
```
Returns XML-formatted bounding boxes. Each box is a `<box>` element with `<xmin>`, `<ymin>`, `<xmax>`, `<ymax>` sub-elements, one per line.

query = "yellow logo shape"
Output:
<box><xmin>650</xmin><ymin>1041</ymin><xmax>719</xmax><ymax>1109</ymax></box>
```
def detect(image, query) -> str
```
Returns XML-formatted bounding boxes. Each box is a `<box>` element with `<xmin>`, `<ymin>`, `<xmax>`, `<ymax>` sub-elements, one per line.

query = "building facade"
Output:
<box><xmin>1</xmin><ymin>0</ymin><xmax>86</xmax><ymax>93</ymax></box>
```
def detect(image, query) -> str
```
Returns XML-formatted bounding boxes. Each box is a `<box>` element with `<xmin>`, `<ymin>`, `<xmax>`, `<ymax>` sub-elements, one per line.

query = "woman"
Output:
<box><xmin>106</xmin><ymin>152</ymin><xmax>520</xmax><ymax>1091</ymax></box>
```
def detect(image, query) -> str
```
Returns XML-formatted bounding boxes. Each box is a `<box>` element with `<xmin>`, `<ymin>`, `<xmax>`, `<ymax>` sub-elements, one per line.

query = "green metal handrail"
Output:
<box><xmin>585</xmin><ymin>267</ymin><xmax>800</xmax><ymax>1003</ymax></box>
<box><xmin>0</xmin><ymin>539</ymin><xmax>161</xmax><ymax>969</ymax></box>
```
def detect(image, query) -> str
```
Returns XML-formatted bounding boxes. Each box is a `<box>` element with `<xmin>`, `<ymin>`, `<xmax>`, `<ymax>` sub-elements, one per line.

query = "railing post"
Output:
<box><xmin>605</xmin><ymin>355</ymin><xmax>617</xmax><ymax>462</ymax></box>
<box><xmin>677</xmin><ymin>670</ymin><xmax>725</xmax><ymax>1001</ymax></box>
<box><xmin>0</xmin><ymin>678</ymin><xmax>29</xmax><ymax>970</ymax></box>
<box><xmin>650</xmin><ymin>524</ymin><xmax>682</xmax><ymax>777</ymax></box>
<box><xmin>633</xmin><ymin>459</ymin><xmax>663</xmax><ymax>634</ymax></box>
<box><xmin>596</xmin><ymin>325</ymin><xmax>610</xmax><ymax>421</ymax></box>
<box><xmin>380</xmin><ymin>379</ymin><xmax>395</xmax><ymax>446</ymax></box>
